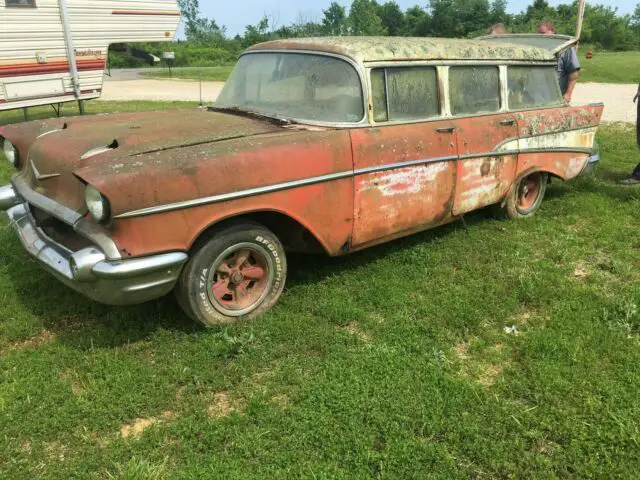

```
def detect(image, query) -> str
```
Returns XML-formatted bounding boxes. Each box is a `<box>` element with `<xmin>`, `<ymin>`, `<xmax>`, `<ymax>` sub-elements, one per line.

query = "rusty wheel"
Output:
<box><xmin>504</xmin><ymin>172</ymin><xmax>548</xmax><ymax>219</ymax></box>
<box><xmin>207</xmin><ymin>244</ymin><xmax>273</xmax><ymax>317</ymax></box>
<box><xmin>175</xmin><ymin>222</ymin><xmax>287</xmax><ymax>327</ymax></box>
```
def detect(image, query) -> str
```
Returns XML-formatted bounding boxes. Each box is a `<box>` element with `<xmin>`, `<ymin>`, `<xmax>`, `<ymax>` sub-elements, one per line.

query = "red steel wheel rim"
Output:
<box><xmin>517</xmin><ymin>174</ymin><xmax>541</xmax><ymax>211</ymax></box>
<box><xmin>209</xmin><ymin>247</ymin><xmax>270</xmax><ymax>312</ymax></box>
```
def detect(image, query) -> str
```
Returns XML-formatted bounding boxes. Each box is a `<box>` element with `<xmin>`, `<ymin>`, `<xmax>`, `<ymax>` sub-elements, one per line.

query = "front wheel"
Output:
<box><xmin>504</xmin><ymin>172</ymin><xmax>548</xmax><ymax>219</ymax></box>
<box><xmin>176</xmin><ymin>222</ymin><xmax>287</xmax><ymax>327</ymax></box>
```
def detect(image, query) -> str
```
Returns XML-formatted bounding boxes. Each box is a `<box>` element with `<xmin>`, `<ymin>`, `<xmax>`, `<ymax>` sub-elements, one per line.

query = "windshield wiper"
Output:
<box><xmin>207</xmin><ymin>106</ymin><xmax>295</xmax><ymax>125</ymax></box>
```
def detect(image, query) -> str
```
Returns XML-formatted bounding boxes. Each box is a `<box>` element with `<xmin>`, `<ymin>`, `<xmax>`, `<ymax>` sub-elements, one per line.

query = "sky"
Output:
<box><xmin>196</xmin><ymin>0</ymin><xmax>636</xmax><ymax>37</ymax></box>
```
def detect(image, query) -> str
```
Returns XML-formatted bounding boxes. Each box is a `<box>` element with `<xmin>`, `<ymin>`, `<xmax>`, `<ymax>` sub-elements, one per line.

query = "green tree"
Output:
<box><xmin>490</xmin><ymin>0</ymin><xmax>509</xmax><ymax>25</ymax></box>
<box><xmin>377</xmin><ymin>2</ymin><xmax>406</xmax><ymax>36</ymax></box>
<box><xmin>632</xmin><ymin>3</ymin><xmax>640</xmax><ymax>31</ymax></box>
<box><xmin>348</xmin><ymin>0</ymin><xmax>387</xmax><ymax>36</ymax></box>
<box><xmin>428</xmin><ymin>0</ymin><xmax>490</xmax><ymax>37</ymax></box>
<box><xmin>322</xmin><ymin>2</ymin><xmax>347</xmax><ymax>35</ymax></box>
<box><xmin>404</xmin><ymin>5</ymin><xmax>431</xmax><ymax>36</ymax></box>
<box><xmin>178</xmin><ymin>0</ymin><xmax>226</xmax><ymax>43</ymax></box>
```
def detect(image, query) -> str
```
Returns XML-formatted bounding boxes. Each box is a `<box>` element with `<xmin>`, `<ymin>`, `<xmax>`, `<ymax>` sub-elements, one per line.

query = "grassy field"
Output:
<box><xmin>142</xmin><ymin>66</ymin><xmax>234</xmax><ymax>82</ymax></box>
<box><xmin>1</xmin><ymin>102</ymin><xmax>640</xmax><ymax>478</ymax></box>
<box><xmin>578</xmin><ymin>51</ymin><xmax>640</xmax><ymax>84</ymax></box>
<box><xmin>133</xmin><ymin>51</ymin><xmax>640</xmax><ymax>85</ymax></box>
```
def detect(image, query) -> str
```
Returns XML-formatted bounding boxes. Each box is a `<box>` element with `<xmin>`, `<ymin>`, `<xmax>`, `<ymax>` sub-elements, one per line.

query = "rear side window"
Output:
<box><xmin>508</xmin><ymin>66</ymin><xmax>562</xmax><ymax>110</ymax></box>
<box><xmin>5</xmin><ymin>0</ymin><xmax>36</xmax><ymax>6</ymax></box>
<box><xmin>449</xmin><ymin>66</ymin><xmax>500</xmax><ymax>115</ymax></box>
<box><xmin>371</xmin><ymin>67</ymin><xmax>440</xmax><ymax>122</ymax></box>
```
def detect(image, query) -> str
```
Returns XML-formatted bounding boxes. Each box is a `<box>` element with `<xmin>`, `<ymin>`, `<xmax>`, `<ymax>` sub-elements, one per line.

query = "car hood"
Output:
<box><xmin>11</xmin><ymin>109</ymin><xmax>285</xmax><ymax>213</ymax></box>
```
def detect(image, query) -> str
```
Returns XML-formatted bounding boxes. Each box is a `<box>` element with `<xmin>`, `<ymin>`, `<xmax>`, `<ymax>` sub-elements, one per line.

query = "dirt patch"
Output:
<box><xmin>453</xmin><ymin>341</ymin><xmax>471</xmax><ymax>360</ymax></box>
<box><xmin>120</xmin><ymin>411</ymin><xmax>173</xmax><ymax>439</ymax></box>
<box><xmin>270</xmin><ymin>393</ymin><xmax>291</xmax><ymax>410</ymax></box>
<box><xmin>452</xmin><ymin>341</ymin><xmax>510</xmax><ymax>387</ymax></box>
<box><xmin>476</xmin><ymin>364</ymin><xmax>505</xmax><ymax>387</ymax></box>
<box><xmin>44</xmin><ymin>441</ymin><xmax>66</xmax><ymax>462</ymax></box>
<box><xmin>7</xmin><ymin>330</ymin><xmax>56</xmax><ymax>351</ymax></box>
<box><xmin>207</xmin><ymin>391</ymin><xmax>242</xmax><ymax>419</ymax></box>
<box><xmin>573</xmin><ymin>261</ymin><xmax>591</xmax><ymax>279</ymax></box>
<box><xmin>338</xmin><ymin>322</ymin><xmax>372</xmax><ymax>343</ymax></box>
<box><xmin>22</xmin><ymin>440</ymin><xmax>32</xmax><ymax>454</ymax></box>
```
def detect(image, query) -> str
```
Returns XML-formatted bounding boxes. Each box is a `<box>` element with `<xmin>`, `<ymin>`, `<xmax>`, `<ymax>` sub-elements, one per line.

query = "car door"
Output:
<box><xmin>448</xmin><ymin>66</ymin><xmax>519</xmax><ymax>215</ymax></box>
<box><xmin>350</xmin><ymin>66</ymin><xmax>457</xmax><ymax>248</ymax></box>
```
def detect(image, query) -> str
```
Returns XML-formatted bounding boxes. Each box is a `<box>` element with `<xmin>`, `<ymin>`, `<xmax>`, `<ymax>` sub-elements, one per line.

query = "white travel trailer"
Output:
<box><xmin>0</xmin><ymin>0</ymin><xmax>180</xmax><ymax>115</ymax></box>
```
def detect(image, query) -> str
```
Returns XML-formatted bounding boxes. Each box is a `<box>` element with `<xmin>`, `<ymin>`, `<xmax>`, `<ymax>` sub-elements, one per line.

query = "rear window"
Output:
<box><xmin>371</xmin><ymin>67</ymin><xmax>440</xmax><ymax>122</ymax></box>
<box><xmin>5</xmin><ymin>0</ymin><xmax>36</xmax><ymax>6</ymax></box>
<box><xmin>508</xmin><ymin>66</ymin><xmax>562</xmax><ymax>110</ymax></box>
<box><xmin>449</xmin><ymin>66</ymin><xmax>500</xmax><ymax>115</ymax></box>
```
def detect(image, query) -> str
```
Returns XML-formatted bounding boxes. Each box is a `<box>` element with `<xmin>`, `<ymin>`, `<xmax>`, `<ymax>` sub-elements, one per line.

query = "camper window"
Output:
<box><xmin>5</xmin><ymin>0</ymin><xmax>36</xmax><ymax>6</ymax></box>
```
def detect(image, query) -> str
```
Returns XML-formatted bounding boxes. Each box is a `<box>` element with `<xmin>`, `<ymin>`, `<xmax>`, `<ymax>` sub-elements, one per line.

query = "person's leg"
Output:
<box><xmin>618</xmin><ymin>85</ymin><xmax>640</xmax><ymax>185</ymax></box>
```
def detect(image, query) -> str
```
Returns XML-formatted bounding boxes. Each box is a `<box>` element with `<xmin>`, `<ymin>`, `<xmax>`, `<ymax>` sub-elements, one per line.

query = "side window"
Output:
<box><xmin>508</xmin><ymin>66</ymin><xmax>562</xmax><ymax>110</ymax></box>
<box><xmin>449</xmin><ymin>66</ymin><xmax>500</xmax><ymax>115</ymax></box>
<box><xmin>370</xmin><ymin>66</ymin><xmax>440</xmax><ymax>122</ymax></box>
<box><xmin>5</xmin><ymin>0</ymin><xmax>36</xmax><ymax>6</ymax></box>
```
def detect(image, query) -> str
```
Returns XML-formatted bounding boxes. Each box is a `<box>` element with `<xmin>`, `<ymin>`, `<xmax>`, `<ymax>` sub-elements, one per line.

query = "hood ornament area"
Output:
<box><xmin>30</xmin><ymin>159</ymin><xmax>61</xmax><ymax>181</ymax></box>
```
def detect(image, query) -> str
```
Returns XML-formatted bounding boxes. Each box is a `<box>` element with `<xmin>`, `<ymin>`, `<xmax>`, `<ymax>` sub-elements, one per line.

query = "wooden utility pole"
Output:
<box><xmin>575</xmin><ymin>0</ymin><xmax>586</xmax><ymax>41</ymax></box>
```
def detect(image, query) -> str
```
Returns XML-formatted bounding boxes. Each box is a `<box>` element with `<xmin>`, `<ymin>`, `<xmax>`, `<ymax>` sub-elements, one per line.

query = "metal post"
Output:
<box><xmin>58</xmin><ymin>0</ymin><xmax>81</xmax><ymax>100</ymax></box>
<box><xmin>575</xmin><ymin>0</ymin><xmax>586</xmax><ymax>45</ymax></box>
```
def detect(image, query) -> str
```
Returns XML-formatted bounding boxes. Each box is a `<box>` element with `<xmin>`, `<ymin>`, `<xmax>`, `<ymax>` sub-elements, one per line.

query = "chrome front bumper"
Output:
<box><xmin>4</xmin><ymin>202</ymin><xmax>188</xmax><ymax>306</ymax></box>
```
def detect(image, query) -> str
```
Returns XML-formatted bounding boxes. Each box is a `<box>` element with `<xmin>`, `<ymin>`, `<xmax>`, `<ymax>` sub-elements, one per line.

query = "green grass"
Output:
<box><xmin>1</xmin><ymin>102</ymin><xmax>640</xmax><ymax>478</ymax></box>
<box><xmin>142</xmin><ymin>66</ymin><xmax>234</xmax><ymax>82</ymax></box>
<box><xmin>578</xmin><ymin>51</ymin><xmax>640</xmax><ymax>84</ymax></box>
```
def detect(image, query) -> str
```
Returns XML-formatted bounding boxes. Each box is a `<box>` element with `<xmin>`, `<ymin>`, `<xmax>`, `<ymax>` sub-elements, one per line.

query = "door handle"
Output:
<box><xmin>435</xmin><ymin>126</ymin><xmax>456</xmax><ymax>133</ymax></box>
<box><xmin>499</xmin><ymin>118</ymin><xmax>516</xmax><ymax>126</ymax></box>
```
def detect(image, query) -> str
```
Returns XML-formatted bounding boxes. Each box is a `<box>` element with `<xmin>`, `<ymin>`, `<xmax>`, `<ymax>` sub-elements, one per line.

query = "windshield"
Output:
<box><xmin>216</xmin><ymin>52</ymin><xmax>365</xmax><ymax>124</ymax></box>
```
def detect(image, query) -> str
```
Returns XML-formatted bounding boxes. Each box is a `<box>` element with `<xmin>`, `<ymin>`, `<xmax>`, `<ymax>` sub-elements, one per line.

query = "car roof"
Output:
<box><xmin>247</xmin><ymin>36</ymin><xmax>556</xmax><ymax>64</ymax></box>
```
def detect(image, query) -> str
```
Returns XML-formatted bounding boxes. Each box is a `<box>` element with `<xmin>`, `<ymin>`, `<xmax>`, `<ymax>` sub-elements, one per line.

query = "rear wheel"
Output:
<box><xmin>504</xmin><ymin>172</ymin><xmax>548</xmax><ymax>219</ymax></box>
<box><xmin>176</xmin><ymin>223</ymin><xmax>287</xmax><ymax>327</ymax></box>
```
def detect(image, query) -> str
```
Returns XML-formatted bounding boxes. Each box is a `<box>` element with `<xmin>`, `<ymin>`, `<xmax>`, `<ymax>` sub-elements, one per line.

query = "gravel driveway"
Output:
<box><xmin>100</xmin><ymin>76</ymin><xmax>637</xmax><ymax>123</ymax></box>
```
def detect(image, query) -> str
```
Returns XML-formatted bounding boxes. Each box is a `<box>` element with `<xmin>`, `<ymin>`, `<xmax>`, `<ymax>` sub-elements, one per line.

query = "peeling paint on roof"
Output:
<box><xmin>247</xmin><ymin>37</ymin><xmax>556</xmax><ymax>64</ymax></box>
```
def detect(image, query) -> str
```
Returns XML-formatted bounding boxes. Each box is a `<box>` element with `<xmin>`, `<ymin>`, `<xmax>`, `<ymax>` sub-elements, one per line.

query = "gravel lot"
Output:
<box><xmin>100</xmin><ymin>77</ymin><xmax>638</xmax><ymax>123</ymax></box>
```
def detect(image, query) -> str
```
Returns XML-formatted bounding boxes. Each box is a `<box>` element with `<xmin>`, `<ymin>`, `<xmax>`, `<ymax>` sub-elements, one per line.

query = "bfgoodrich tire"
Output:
<box><xmin>504</xmin><ymin>172</ymin><xmax>548</xmax><ymax>219</ymax></box>
<box><xmin>175</xmin><ymin>222</ymin><xmax>287</xmax><ymax>327</ymax></box>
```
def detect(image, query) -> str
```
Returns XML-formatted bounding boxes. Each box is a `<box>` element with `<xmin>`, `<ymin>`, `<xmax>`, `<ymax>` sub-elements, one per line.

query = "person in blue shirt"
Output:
<box><xmin>537</xmin><ymin>21</ymin><xmax>581</xmax><ymax>103</ymax></box>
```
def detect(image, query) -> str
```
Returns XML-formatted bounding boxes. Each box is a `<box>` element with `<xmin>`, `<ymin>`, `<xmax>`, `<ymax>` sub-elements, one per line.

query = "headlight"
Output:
<box><xmin>85</xmin><ymin>185</ymin><xmax>110</xmax><ymax>222</ymax></box>
<box><xmin>3</xmin><ymin>138</ymin><xmax>18</xmax><ymax>166</ymax></box>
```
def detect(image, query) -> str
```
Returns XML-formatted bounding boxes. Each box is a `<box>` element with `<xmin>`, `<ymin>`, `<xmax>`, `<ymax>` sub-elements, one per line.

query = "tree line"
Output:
<box><xmin>109</xmin><ymin>0</ymin><xmax>640</xmax><ymax>68</ymax></box>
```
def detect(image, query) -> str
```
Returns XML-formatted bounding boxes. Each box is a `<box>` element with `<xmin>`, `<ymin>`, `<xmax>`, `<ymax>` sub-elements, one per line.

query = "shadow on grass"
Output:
<box><xmin>545</xmin><ymin>170</ymin><xmax>640</xmax><ymax>203</ymax></box>
<box><xmin>4</xmin><ymin>212</ymin><xmax>484</xmax><ymax>350</ymax></box>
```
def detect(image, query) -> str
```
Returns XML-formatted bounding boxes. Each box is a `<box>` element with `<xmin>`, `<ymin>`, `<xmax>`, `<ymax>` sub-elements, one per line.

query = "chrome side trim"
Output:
<box><xmin>115</xmin><ymin>146</ymin><xmax>594</xmax><ymax>219</ymax></box>
<box><xmin>354</xmin><ymin>155</ymin><xmax>458</xmax><ymax>176</ymax></box>
<box><xmin>114</xmin><ymin>170</ymin><xmax>355</xmax><ymax>219</ymax></box>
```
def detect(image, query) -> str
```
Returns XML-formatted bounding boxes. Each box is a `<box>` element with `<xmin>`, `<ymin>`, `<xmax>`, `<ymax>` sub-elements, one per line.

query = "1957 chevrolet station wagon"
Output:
<box><xmin>0</xmin><ymin>36</ymin><xmax>603</xmax><ymax>326</ymax></box>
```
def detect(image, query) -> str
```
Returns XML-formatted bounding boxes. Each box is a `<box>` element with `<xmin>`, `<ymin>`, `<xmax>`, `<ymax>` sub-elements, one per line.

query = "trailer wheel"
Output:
<box><xmin>176</xmin><ymin>222</ymin><xmax>287</xmax><ymax>327</ymax></box>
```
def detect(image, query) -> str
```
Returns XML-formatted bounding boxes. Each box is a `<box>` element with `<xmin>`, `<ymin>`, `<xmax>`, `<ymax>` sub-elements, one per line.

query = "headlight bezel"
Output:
<box><xmin>85</xmin><ymin>184</ymin><xmax>111</xmax><ymax>223</ymax></box>
<box><xmin>2</xmin><ymin>138</ymin><xmax>18</xmax><ymax>167</ymax></box>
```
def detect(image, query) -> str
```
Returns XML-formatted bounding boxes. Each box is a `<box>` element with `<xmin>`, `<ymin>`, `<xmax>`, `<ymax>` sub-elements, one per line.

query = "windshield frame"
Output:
<box><xmin>217</xmin><ymin>49</ymin><xmax>369</xmax><ymax>128</ymax></box>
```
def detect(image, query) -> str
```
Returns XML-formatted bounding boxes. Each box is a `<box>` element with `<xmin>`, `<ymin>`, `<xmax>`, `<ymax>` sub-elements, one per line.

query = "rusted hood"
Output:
<box><xmin>11</xmin><ymin>109</ymin><xmax>285</xmax><ymax>213</ymax></box>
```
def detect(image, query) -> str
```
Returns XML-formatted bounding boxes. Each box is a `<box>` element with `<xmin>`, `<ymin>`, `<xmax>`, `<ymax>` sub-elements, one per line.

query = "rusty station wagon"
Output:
<box><xmin>0</xmin><ymin>36</ymin><xmax>603</xmax><ymax>326</ymax></box>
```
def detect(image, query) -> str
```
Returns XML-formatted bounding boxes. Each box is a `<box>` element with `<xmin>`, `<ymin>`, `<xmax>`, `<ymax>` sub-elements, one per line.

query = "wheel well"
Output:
<box><xmin>191</xmin><ymin>212</ymin><xmax>327</xmax><ymax>254</ymax></box>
